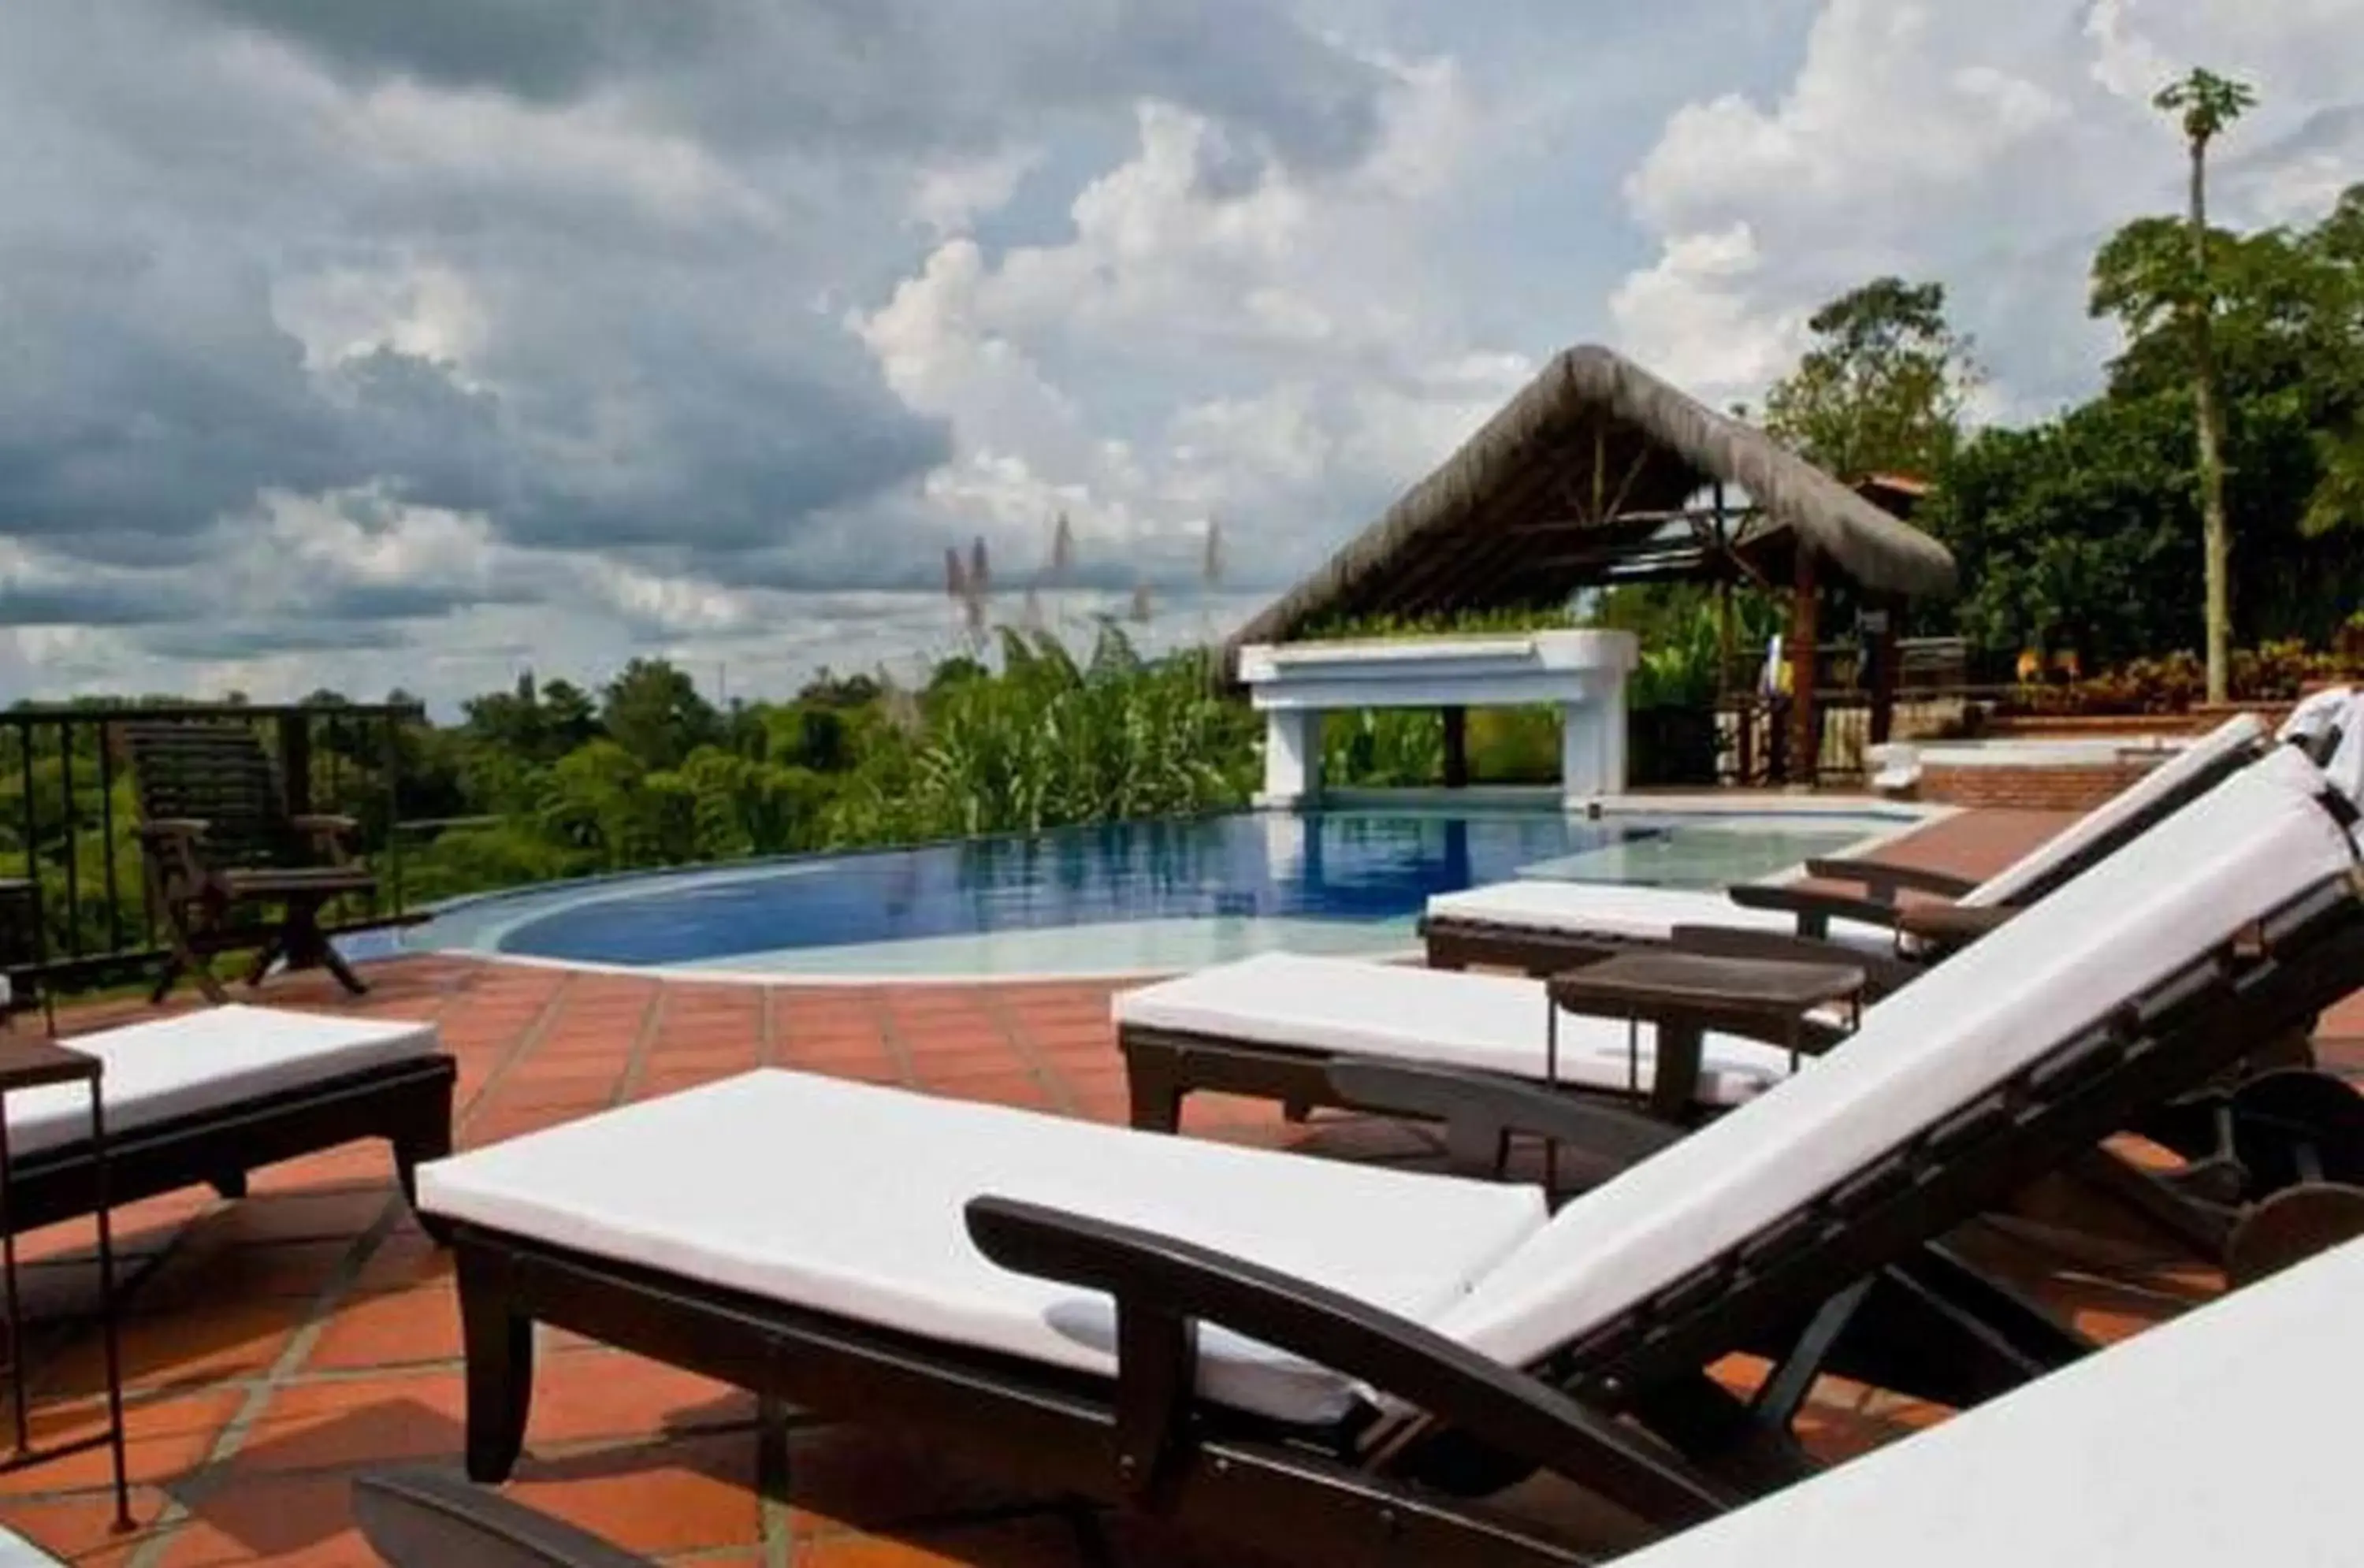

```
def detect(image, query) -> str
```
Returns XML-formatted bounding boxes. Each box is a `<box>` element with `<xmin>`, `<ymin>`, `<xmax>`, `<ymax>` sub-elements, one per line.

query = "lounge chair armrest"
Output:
<box><xmin>1801</xmin><ymin>858</ymin><xmax>1979</xmax><ymax>902</ymax></box>
<box><xmin>1667</xmin><ymin>925</ymin><xmax>1922</xmax><ymax>1001</ymax></box>
<box><xmin>291</xmin><ymin>813</ymin><xmax>362</xmax><ymax>862</ymax></box>
<box><xmin>965</xmin><ymin>1197</ymin><xmax>1734</xmax><ymax>1526</ymax></box>
<box><xmin>1893</xmin><ymin>902</ymin><xmax>2017</xmax><ymax>953</ymax></box>
<box><xmin>1323</xmin><ymin>1056</ymin><xmax>1688</xmax><ymax>1181</ymax></box>
<box><xmin>291</xmin><ymin>813</ymin><xmax>359</xmax><ymax>836</ymax></box>
<box><xmin>352</xmin><ymin>1466</ymin><xmax>656</xmax><ymax>1567</ymax></box>
<box><xmin>1723</xmin><ymin>882</ymin><xmax>1903</xmax><ymax>939</ymax></box>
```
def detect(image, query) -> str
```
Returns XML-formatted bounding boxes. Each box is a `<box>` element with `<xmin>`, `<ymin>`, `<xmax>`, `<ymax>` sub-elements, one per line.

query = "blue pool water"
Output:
<box><xmin>416</xmin><ymin>806</ymin><xmax>1912</xmax><ymax>978</ymax></box>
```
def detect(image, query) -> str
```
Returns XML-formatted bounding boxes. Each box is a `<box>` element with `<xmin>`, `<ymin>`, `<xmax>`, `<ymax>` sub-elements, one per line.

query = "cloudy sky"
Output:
<box><xmin>2</xmin><ymin>1</ymin><xmax>2359</xmax><ymax>714</ymax></box>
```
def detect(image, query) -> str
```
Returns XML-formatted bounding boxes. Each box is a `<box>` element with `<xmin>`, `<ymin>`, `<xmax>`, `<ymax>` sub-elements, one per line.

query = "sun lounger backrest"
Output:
<box><xmin>2324</xmin><ymin>697</ymin><xmax>2364</xmax><ymax>810</ymax></box>
<box><xmin>121</xmin><ymin>721</ymin><xmax>302</xmax><ymax>871</ymax></box>
<box><xmin>1435</xmin><ymin>746</ymin><xmax>2356</xmax><ymax>1369</ymax></box>
<box><xmin>2277</xmin><ymin>685</ymin><xmax>2354</xmax><ymax>749</ymax></box>
<box><xmin>1960</xmin><ymin>712</ymin><xmax>2265</xmax><ymax>909</ymax></box>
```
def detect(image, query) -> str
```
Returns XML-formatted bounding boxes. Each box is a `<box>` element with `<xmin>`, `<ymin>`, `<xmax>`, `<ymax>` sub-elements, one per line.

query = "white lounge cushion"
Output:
<box><xmin>415</xmin><ymin>1069</ymin><xmax>1547</xmax><ymax>1427</ymax></box>
<box><xmin>1966</xmin><ymin>711</ymin><xmax>2265</xmax><ymax>908</ymax></box>
<box><xmin>7</xmin><ymin>1005</ymin><xmax>442</xmax><ymax>1161</ymax></box>
<box><xmin>1433</xmin><ymin>745</ymin><xmax>2354</xmax><ymax>1369</ymax></box>
<box><xmin>2277</xmin><ymin>685</ymin><xmax>2354</xmax><ymax>745</ymax></box>
<box><xmin>1116</xmin><ymin>952</ymin><xmax>1801</xmax><ymax>1106</ymax></box>
<box><xmin>0</xmin><ymin>1528</ymin><xmax>62</xmax><ymax>1566</ymax></box>
<box><xmin>1615</xmin><ymin>1232</ymin><xmax>2364</xmax><ymax>1568</ymax></box>
<box><xmin>1423</xmin><ymin>712</ymin><xmax>2270</xmax><ymax>946</ymax></box>
<box><xmin>2325</xmin><ymin>695</ymin><xmax>2364</xmax><ymax>808</ymax></box>
<box><xmin>1422</xmin><ymin>880</ymin><xmax>1899</xmax><ymax>952</ymax></box>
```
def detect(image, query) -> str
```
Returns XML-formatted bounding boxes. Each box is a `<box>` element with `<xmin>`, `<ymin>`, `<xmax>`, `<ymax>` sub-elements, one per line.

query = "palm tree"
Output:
<box><xmin>2153</xmin><ymin>66</ymin><xmax>2256</xmax><ymax>704</ymax></box>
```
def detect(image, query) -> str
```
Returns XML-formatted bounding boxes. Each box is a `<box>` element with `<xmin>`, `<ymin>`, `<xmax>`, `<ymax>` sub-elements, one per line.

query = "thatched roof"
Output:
<box><xmin>1225</xmin><ymin>344</ymin><xmax>1957</xmax><ymax>663</ymax></box>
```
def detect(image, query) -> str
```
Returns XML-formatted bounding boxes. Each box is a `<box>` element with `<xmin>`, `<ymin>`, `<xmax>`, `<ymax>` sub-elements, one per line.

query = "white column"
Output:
<box><xmin>1258</xmin><ymin>708</ymin><xmax>1323</xmax><ymax>808</ymax></box>
<box><xmin>1262</xmin><ymin>811</ymin><xmax>1309</xmax><ymax>877</ymax></box>
<box><xmin>1596</xmin><ymin>670</ymin><xmax>1630</xmax><ymax>795</ymax></box>
<box><xmin>1559</xmin><ymin>678</ymin><xmax>1632</xmax><ymax>808</ymax></box>
<box><xmin>1560</xmin><ymin>700</ymin><xmax>1604</xmax><ymax>806</ymax></box>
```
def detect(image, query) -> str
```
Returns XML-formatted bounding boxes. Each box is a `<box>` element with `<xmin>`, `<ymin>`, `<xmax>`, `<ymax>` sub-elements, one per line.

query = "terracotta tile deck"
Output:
<box><xmin>0</xmin><ymin>805</ymin><xmax>2353</xmax><ymax>1565</ymax></box>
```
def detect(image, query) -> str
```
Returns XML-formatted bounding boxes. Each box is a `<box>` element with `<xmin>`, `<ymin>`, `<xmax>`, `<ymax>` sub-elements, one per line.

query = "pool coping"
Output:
<box><xmin>406</xmin><ymin>942</ymin><xmax>1437</xmax><ymax>988</ymax></box>
<box><xmin>388</xmin><ymin>791</ymin><xmax>1945</xmax><ymax>987</ymax></box>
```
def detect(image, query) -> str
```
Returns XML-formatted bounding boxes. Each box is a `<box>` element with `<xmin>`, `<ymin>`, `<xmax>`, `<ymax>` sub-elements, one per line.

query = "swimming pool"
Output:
<box><xmin>411</xmin><ymin>804</ymin><xmax>1920</xmax><ymax>979</ymax></box>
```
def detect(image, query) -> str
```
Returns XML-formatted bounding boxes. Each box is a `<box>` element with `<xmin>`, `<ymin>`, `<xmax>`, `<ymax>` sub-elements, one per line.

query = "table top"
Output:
<box><xmin>1548</xmin><ymin>949</ymin><xmax>1867</xmax><ymax>1019</ymax></box>
<box><xmin>0</xmin><ymin>1035</ymin><xmax>98</xmax><ymax>1093</ymax></box>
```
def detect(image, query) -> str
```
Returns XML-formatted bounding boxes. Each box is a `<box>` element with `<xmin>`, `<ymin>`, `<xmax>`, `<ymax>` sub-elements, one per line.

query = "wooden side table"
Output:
<box><xmin>0</xmin><ymin>1037</ymin><xmax>133</xmax><ymax>1531</ymax></box>
<box><xmin>1546</xmin><ymin>949</ymin><xmax>1868</xmax><ymax>1124</ymax></box>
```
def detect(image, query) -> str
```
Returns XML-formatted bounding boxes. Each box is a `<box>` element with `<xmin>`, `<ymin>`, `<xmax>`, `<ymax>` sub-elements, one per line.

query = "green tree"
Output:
<box><xmin>2150</xmin><ymin>66</ymin><xmax>2258</xmax><ymax>702</ymax></box>
<box><xmin>2080</xmin><ymin>183</ymin><xmax>2364</xmax><ymax>654</ymax></box>
<box><xmin>1925</xmin><ymin>395</ymin><xmax>2202</xmax><ymax>664</ymax></box>
<box><xmin>600</xmin><ymin>659</ymin><xmax>721</xmax><ymax>771</ymax></box>
<box><xmin>2299</xmin><ymin>186</ymin><xmax>2364</xmax><ymax>537</ymax></box>
<box><xmin>1761</xmin><ymin>277</ymin><xmax>1980</xmax><ymax>480</ymax></box>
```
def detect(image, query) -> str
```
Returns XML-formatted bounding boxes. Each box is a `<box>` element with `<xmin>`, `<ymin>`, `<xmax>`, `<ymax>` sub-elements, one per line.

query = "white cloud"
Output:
<box><xmin>850</xmin><ymin>58</ymin><xmax>1530</xmax><ymax>590</ymax></box>
<box><xmin>1609</xmin><ymin>224</ymin><xmax>1805</xmax><ymax>400</ymax></box>
<box><xmin>1611</xmin><ymin>0</ymin><xmax>2364</xmax><ymax>414</ymax></box>
<box><xmin>909</xmin><ymin>146</ymin><xmax>1043</xmax><ymax>237</ymax></box>
<box><xmin>7</xmin><ymin>0</ymin><xmax>2362</xmax><ymax>712</ymax></box>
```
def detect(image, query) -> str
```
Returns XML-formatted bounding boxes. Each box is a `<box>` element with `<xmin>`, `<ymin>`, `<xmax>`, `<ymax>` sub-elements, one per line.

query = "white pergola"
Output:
<box><xmin>1234</xmin><ymin>630</ymin><xmax>1640</xmax><ymax>811</ymax></box>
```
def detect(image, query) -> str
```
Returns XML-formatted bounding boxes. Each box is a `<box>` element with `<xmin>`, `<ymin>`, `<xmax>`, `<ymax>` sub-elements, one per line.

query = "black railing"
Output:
<box><xmin>1716</xmin><ymin>694</ymin><xmax>1878</xmax><ymax>787</ymax></box>
<box><xmin>0</xmin><ymin>700</ymin><xmax>429</xmax><ymax>996</ymax></box>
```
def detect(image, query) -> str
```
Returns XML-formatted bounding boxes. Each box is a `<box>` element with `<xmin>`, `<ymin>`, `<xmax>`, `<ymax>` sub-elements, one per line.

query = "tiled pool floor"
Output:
<box><xmin>1</xmin><ymin>807</ymin><xmax>2355</xmax><ymax>1566</ymax></box>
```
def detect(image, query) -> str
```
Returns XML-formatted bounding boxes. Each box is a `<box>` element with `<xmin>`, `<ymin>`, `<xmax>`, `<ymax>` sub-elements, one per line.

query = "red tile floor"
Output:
<box><xmin>0</xmin><ymin>806</ymin><xmax>2356</xmax><ymax>1566</ymax></box>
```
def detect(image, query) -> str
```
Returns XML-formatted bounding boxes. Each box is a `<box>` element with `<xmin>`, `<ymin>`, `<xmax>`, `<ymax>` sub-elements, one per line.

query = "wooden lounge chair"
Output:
<box><xmin>403</xmin><ymin>757</ymin><xmax>2364</xmax><ymax>1567</ymax></box>
<box><xmin>6</xmin><ymin>1005</ymin><xmax>455</xmax><ymax>1241</ymax></box>
<box><xmin>351</xmin><ymin>1228</ymin><xmax>2364</xmax><ymax>1567</ymax></box>
<box><xmin>121</xmin><ymin>719</ymin><xmax>379</xmax><ymax>1005</ymax></box>
<box><xmin>1420</xmin><ymin>710</ymin><xmax>2284</xmax><ymax>983</ymax></box>
<box><xmin>2279</xmin><ymin>682</ymin><xmax>2355</xmax><ymax>752</ymax></box>
<box><xmin>1118</xmin><ymin>748</ymin><xmax>2364</xmax><ymax>1254</ymax></box>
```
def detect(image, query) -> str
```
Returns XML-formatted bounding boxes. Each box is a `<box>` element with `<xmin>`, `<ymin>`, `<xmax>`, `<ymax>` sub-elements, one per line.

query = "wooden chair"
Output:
<box><xmin>120</xmin><ymin>721</ymin><xmax>377</xmax><ymax>1004</ymax></box>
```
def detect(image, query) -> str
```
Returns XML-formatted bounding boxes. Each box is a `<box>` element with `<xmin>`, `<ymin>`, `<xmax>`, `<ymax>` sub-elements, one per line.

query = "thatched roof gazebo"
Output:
<box><xmin>1225</xmin><ymin>344</ymin><xmax>1958</xmax><ymax>780</ymax></box>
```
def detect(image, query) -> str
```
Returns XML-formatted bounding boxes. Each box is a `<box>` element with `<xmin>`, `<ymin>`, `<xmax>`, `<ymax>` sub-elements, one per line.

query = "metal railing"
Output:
<box><xmin>0</xmin><ymin>700</ymin><xmax>428</xmax><ymax>995</ymax></box>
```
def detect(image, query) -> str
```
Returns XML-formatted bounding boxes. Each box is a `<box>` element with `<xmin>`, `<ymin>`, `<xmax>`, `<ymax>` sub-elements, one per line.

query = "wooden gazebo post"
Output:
<box><xmin>1867</xmin><ymin>593</ymin><xmax>1902</xmax><ymax>747</ymax></box>
<box><xmin>1786</xmin><ymin>544</ymin><xmax>1820</xmax><ymax>786</ymax></box>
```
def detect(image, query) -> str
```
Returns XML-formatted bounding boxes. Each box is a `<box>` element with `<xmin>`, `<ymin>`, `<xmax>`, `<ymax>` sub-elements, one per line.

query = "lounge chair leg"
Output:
<box><xmin>153</xmin><ymin>923</ymin><xmax>231</xmax><ymax>1005</ymax></box>
<box><xmin>394</xmin><ymin>1076</ymin><xmax>458</xmax><ymax>1245</ymax></box>
<box><xmin>187</xmin><ymin>957</ymin><xmax>230</xmax><ymax>1006</ymax></box>
<box><xmin>167</xmin><ymin>898</ymin><xmax>236</xmax><ymax>1005</ymax></box>
<box><xmin>1126</xmin><ymin>1065</ymin><xmax>1184</xmax><ymax>1135</ymax></box>
<box><xmin>276</xmin><ymin>900</ymin><xmax>369</xmax><ymax>996</ymax></box>
<box><xmin>2228</xmin><ymin>1068</ymin><xmax>2364</xmax><ymax>1195</ymax></box>
<box><xmin>459</xmin><ymin>1256</ymin><xmax>534</xmax><ymax>1483</ymax></box>
<box><xmin>2225</xmin><ymin>1182</ymin><xmax>2364</xmax><ymax>1287</ymax></box>
<box><xmin>243</xmin><ymin>934</ymin><xmax>284</xmax><ymax>988</ymax></box>
<box><xmin>396</xmin><ymin>1141</ymin><xmax>455</xmax><ymax>1247</ymax></box>
<box><xmin>1815</xmin><ymin>1254</ymin><xmax>2089</xmax><ymax>1410</ymax></box>
<box><xmin>2061</xmin><ymin>1147</ymin><xmax>2236</xmax><ymax>1259</ymax></box>
<box><xmin>319</xmin><ymin>944</ymin><xmax>370</xmax><ymax>997</ymax></box>
<box><xmin>1624</xmin><ymin>1373</ymin><xmax>1816</xmax><ymax>1496</ymax></box>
